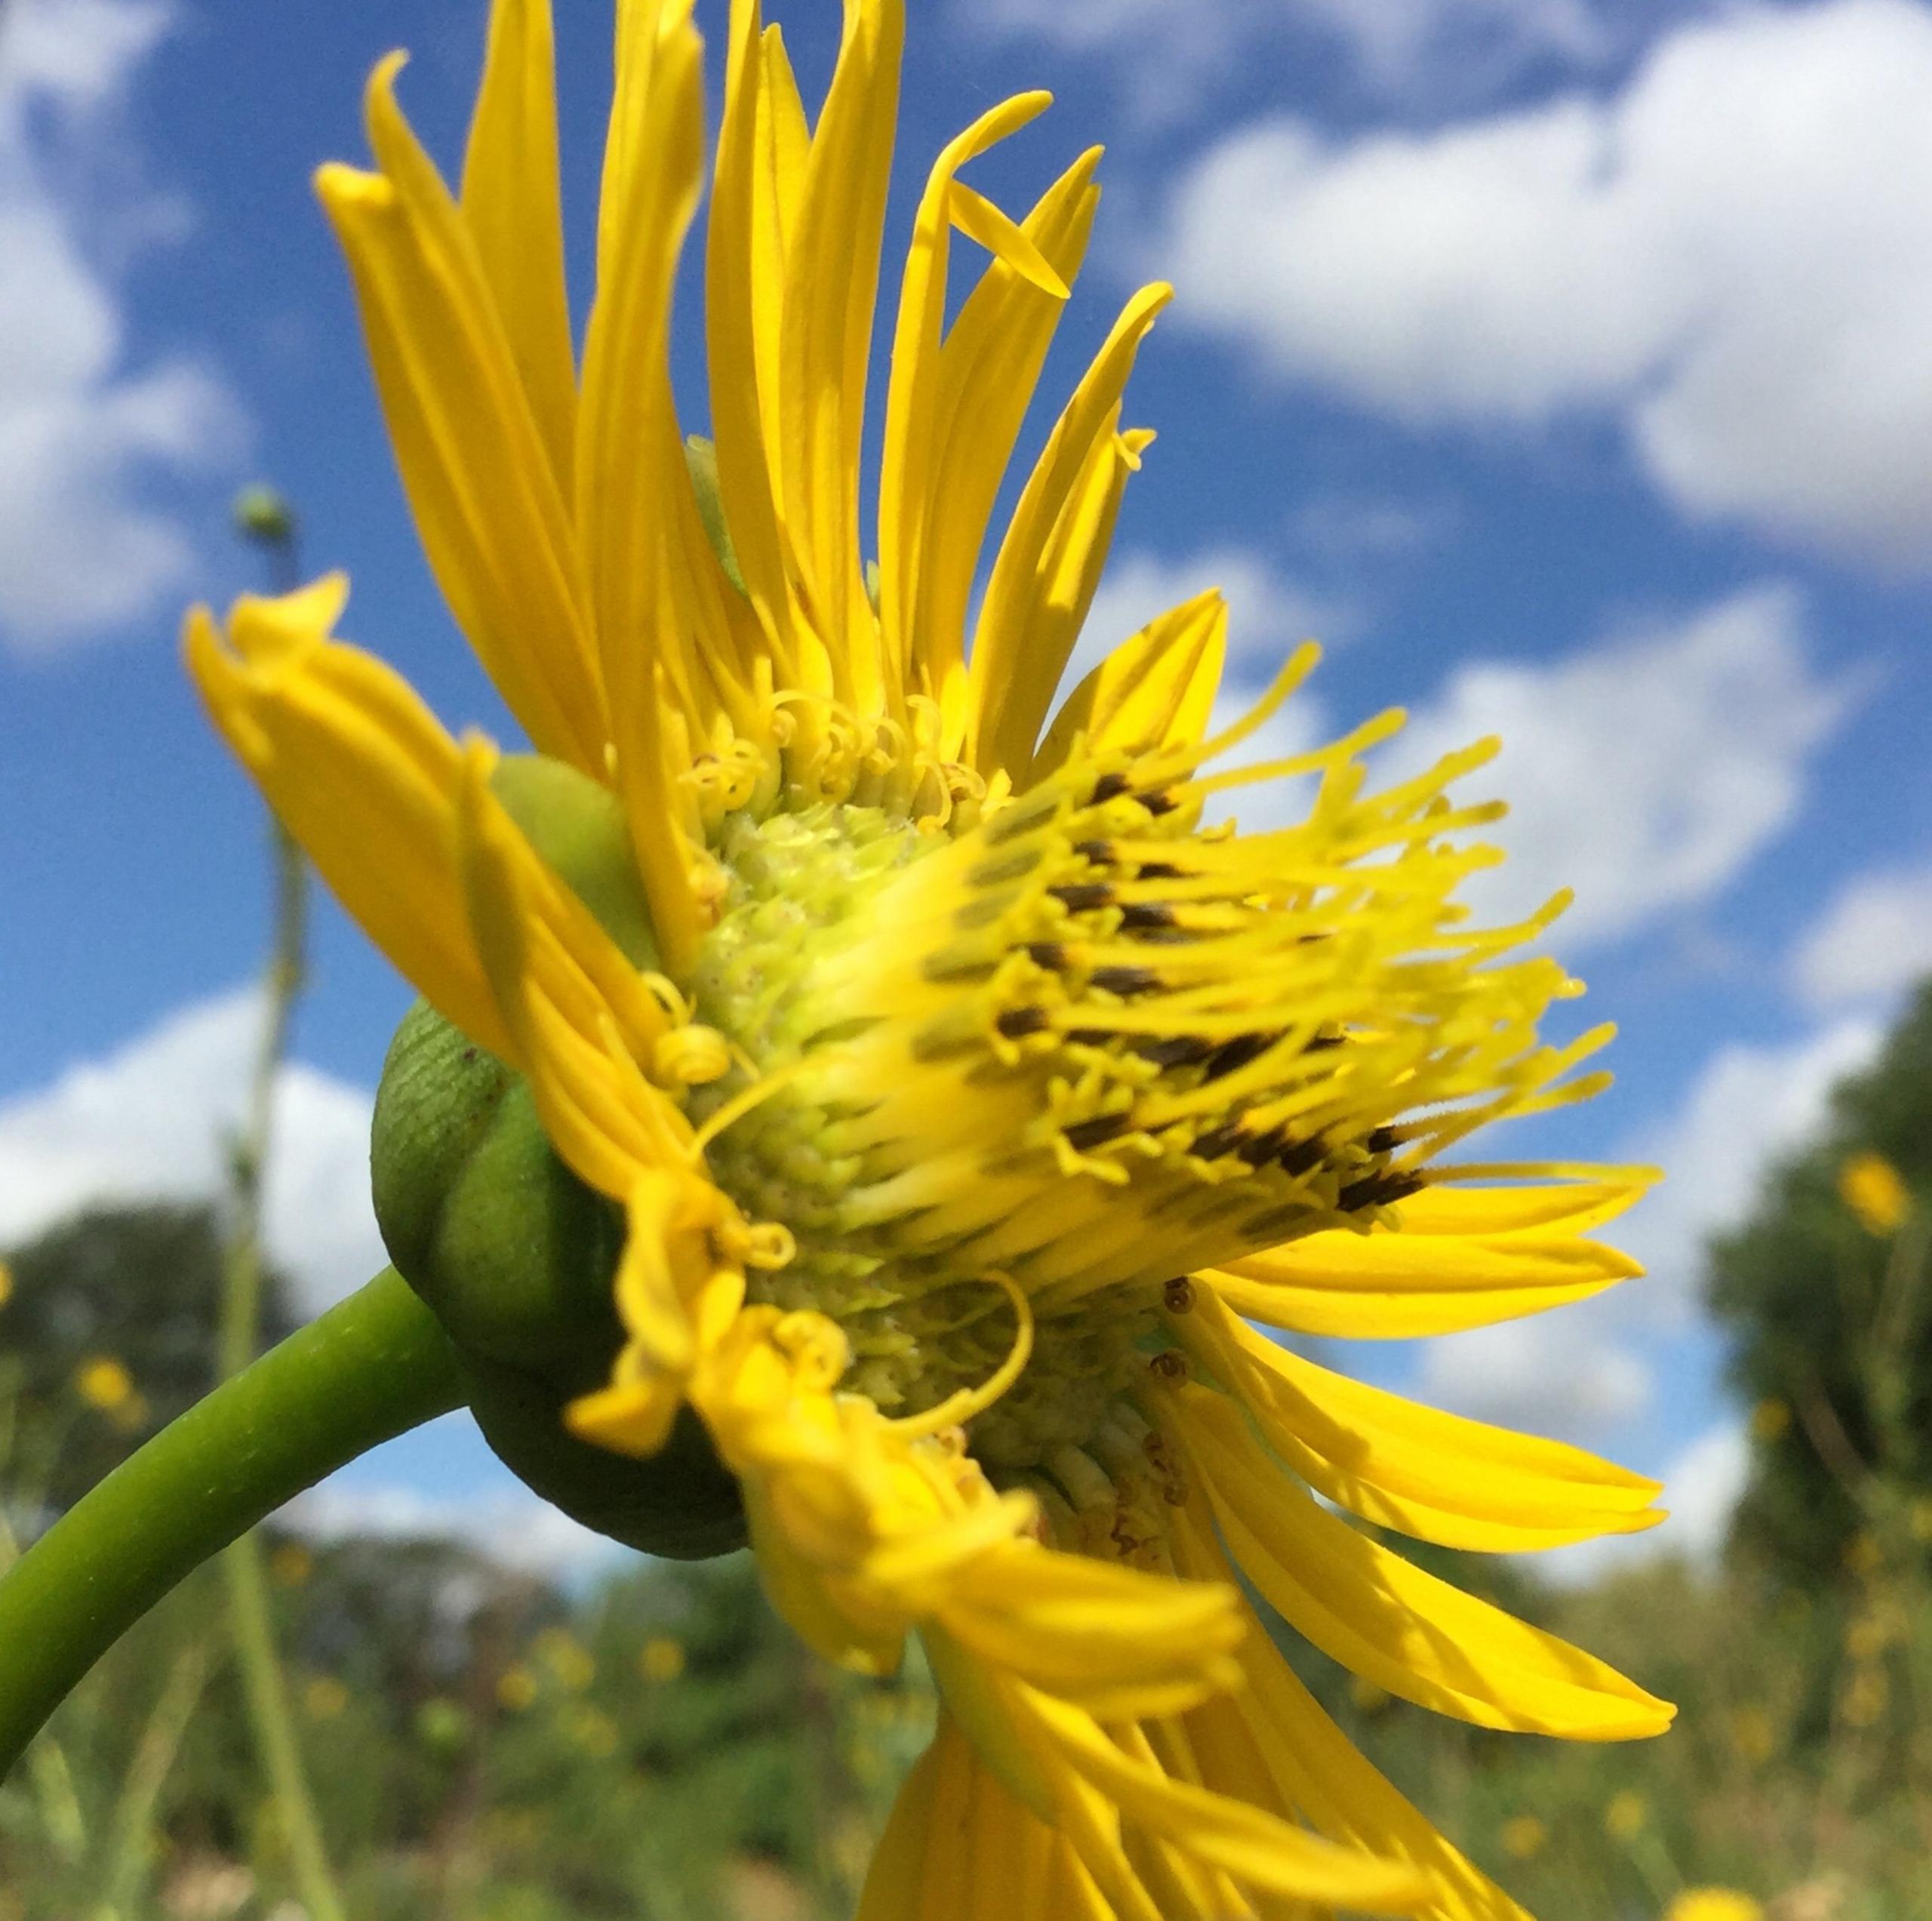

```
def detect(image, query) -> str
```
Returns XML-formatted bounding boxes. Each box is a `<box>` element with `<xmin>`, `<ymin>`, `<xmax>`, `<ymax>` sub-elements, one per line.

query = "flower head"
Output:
<box><xmin>1838</xmin><ymin>1150</ymin><xmax>1910</xmax><ymax>1235</ymax></box>
<box><xmin>186</xmin><ymin>2</ymin><xmax>1672</xmax><ymax>1913</ymax></box>
<box><xmin>1664</xmin><ymin>1892</ymin><xmax>1764</xmax><ymax>1921</ymax></box>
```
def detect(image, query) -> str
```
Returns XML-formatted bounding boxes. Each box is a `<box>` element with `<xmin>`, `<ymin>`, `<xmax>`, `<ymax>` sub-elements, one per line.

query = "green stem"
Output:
<box><xmin>0</xmin><ymin>1267</ymin><xmax>461</xmax><ymax>1784</ymax></box>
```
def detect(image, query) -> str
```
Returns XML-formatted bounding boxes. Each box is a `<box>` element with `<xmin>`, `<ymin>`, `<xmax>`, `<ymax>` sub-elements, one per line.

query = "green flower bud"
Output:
<box><xmin>231</xmin><ymin>484</ymin><xmax>297</xmax><ymax>546</ymax></box>
<box><xmin>370</xmin><ymin>753</ymin><xmax>743</xmax><ymax>1560</ymax></box>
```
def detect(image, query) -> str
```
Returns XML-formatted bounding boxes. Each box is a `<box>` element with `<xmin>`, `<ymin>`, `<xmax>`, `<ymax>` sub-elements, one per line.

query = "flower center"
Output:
<box><xmin>687</xmin><ymin>737</ymin><xmax>1451</xmax><ymax>1469</ymax></box>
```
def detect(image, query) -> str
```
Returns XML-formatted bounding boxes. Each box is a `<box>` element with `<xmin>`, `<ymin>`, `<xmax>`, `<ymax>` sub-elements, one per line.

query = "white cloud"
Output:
<box><xmin>1418</xmin><ymin>1314</ymin><xmax>1652</xmax><ymax>1439</ymax></box>
<box><xmin>283</xmin><ymin>1471</ymin><xmax>620</xmax><ymax>1584</ymax></box>
<box><xmin>1617</xmin><ymin>1016</ymin><xmax>1884</xmax><ymax>1320</ymax></box>
<box><xmin>1388</xmin><ymin>584</ymin><xmax>1847</xmax><ymax>950</ymax></box>
<box><xmin>1159</xmin><ymin>0</ymin><xmax>1932</xmax><ymax>567</ymax></box>
<box><xmin>962</xmin><ymin>0</ymin><xmax>1638</xmax><ymax>124</ymax></box>
<box><xmin>0</xmin><ymin>0</ymin><xmax>245</xmax><ymax>651</ymax></box>
<box><xmin>1794</xmin><ymin>864</ymin><xmax>1932</xmax><ymax>1007</ymax></box>
<box><xmin>0</xmin><ymin>989</ymin><xmax>384</xmax><ymax>1317</ymax></box>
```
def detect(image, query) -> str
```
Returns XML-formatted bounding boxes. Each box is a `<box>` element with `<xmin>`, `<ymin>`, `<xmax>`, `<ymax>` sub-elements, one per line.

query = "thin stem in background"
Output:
<box><xmin>218</xmin><ymin>489</ymin><xmax>346</xmax><ymax>1921</ymax></box>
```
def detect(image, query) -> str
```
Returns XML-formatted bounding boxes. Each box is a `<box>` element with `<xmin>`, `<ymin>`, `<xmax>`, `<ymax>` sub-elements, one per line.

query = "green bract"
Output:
<box><xmin>368</xmin><ymin>753</ymin><xmax>743</xmax><ymax>1559</ymax></box>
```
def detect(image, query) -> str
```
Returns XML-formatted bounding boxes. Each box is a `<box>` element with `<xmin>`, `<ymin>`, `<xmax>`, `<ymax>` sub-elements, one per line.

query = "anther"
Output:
<box><xmin>1063</xmin><ymin>1113</ymin><xmax>1130</xmax><ymax>1152</ymax></box>
<box><xmin>1340</xmin><ymin>1170</ymin><xmax>1423</xmax><ymax>1211</ymax></box>
<box><xmin>1366</xmin><ymin>1125</ymin><xmax>1402</xmax><ymax>1156</ymax></box>
<box><xmin>1130</xmin><ymin>1034</ymin><xmax>1216</xmax><ymax>1069</ymax></box>
<box><xmin>1238</xmin><ymin>1125</ymin><xmax>1289</xmax><ymax>1167</ymax></box>
<box><xmin>1192</xmin><ymin>1124</ymin><xmax>1247</xmax><ymax>1161</ymax></box>
<box><xmin>1091</xmin><ymin>771</ymin><xmax>1132</xmax><ymax>804</ymax></box>
<box><xmin>1277</xmin><ymin>1136</ymin><xmax>1327</xmax><ymax>1178</ymax></box>
<box><xmin>1162</xmin><ymin>1276</ymin><xmax>1195</xmax><ymax>1314</ymax></box>
<box><xmin>1120</xmin><ymin>902</ymin><xmax>1178</xmax><ymax>931</ymax></box>
<box><xmin>1074</xmin><ymin>839</ymin><xmax>1115</xmax><ymax>864</ymax></box>
<box><xmin>996</xmin><ymin>1006</ymin><xmax>1050</xmax><ymax>1040</ymax></box>
<box><xmin>1090</xmin><ymin>965</ymin><xmax>1161</xmax><ymax>997</ymax></box>
<box><xmin>1203</xmin><ymin>1033</ymin><xmax>1272</xmax><ymax>1081</ymax></box>
<box><xmin>1049</xmin><ymin>882</ymin><xmax>1113</xmax><ymax>913</ymax></box>
<box><xmin>1142</xmin><ymin>791</ymin><xmax>1180</xmax><ymax>817</ymax></box>
<box><xmin>1024</xmin><ymin>942</ymin><xmax>1069</xmax><ymax>971</ymax></box>
<box><xmin>1148</xmin><ymin>1350</ymin><xmax>1189</xmax><ymax>1383</ymax></box>
<box><xmin>1137</xmin><ymin>861</ymin><xmax>1184</xmax><ymax>881</ymax></box>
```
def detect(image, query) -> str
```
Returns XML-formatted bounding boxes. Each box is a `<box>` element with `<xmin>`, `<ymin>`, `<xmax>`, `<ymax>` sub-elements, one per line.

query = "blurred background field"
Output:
<box><xmin>5</xmin><ymin>985</ymin><xmax>1931</xmax><ymax>1921</ymax></box>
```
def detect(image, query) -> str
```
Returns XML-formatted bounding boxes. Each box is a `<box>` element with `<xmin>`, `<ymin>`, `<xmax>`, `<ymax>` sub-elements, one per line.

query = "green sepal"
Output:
<box><xmin>488</xmin><ymin>754</ymin><xmax>661</xmax><ymax>971</ymax></box>
<box><xmin>371</xmin><ymin>999</ymin><xmax>746</xmax><ymax>1559</ymax></box>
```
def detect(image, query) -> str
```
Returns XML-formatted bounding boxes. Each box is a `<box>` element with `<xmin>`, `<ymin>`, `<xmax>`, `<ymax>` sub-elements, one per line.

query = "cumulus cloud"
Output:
<box><xmin>1159</xmin><ymin>0</ymin><xmax>1932</xmax><ymax>567</ymax></box>
<box><xmin>1380</xmin><ymin>584</ymin><xmax>1849</xmax><ymax>950</ymax></box>
<box><xmin>0</xmin><ymin>0</ymin><xmax>245</xmax><ymax>651</ymax></box>
<box><xmin>961</xmin><ymin>0</ymin><xmax>1641</xmax><ymax>124</ymax></box>
<box><xmin>284</xmin><ymin>1474</ymin><xmax>620</xmax><ymax>1584</ymax></box>
<box><xmin>1793</xmin><ymin>864</ymin><xmax>1932</xmax><ymax>1007</ymax></box>
<box><xmin>1417</xmin><ymin>1316</ymin><xmax>1651</xmax><ymax>1439</ymax></box>
<box><xmin>0</xmin><ymin>989</ymin><xmax>383</xmax><ymax>1317</ymax></box>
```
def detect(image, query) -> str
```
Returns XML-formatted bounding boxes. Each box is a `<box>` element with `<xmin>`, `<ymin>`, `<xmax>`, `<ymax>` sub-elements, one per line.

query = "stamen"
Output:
<box><xmin>888</xmin><ymin>1273</ymin><xmax>1035</xmax><ymax>1439</ymax></box>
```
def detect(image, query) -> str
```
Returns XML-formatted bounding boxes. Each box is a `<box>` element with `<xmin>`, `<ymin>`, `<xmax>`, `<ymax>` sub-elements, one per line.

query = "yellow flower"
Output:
<box><xmin>568</xmin><ymin>1704</ymin><xmax>620</xmax><ymax>1758</ymax></box>
<box><xmin>303</xmin><ymin>1676</ymin><xmax>349</xmax><ymax>1721</ymax></box>
<box><xmin>185</xmin><ymin>2</ymin><xmax>1673</xmax><ymax>1912</ymax></box>
<box><xmin>0</xmin><ymin>1262</ymin><xmax>12</xmax><ymax>1310</ymax></box>
<box><xmin>1838</xmin><ymin>1150</ymin><xmax>1909</xmax><ymax>1235</ymax></box>
<box><xmin>1729</xmin><ymin>1704</ymin><xmax>1776</xmax><ymax>1766</ymax></box>
<box><xmin>1500</xmin><ymin>1816</ymin><xmax>1547</xmax><ymax>1861</ymax></box>
<box><xmin>269</xmin><ymin>1542</ymin><xmax>315</xmax><ymax>1587</ymax></box>
<box><xmin>1604</xmin><ymin>1790</ymin><xmax>1647</xmax><ymax>1840</ymax></box>
<box><xmin>496</xmin><ymin>1663</ymin><xmax>539</xmax><ymax>1713</ymax></box>
<box><xmin>74</xmin><ymin>1356</ymin><xmax>136</xmax><ymax>1416</ymax></box>
<box><xmin>638</xmin><ymin>1636</ymin><xmax>685</xmax><ymax>1683</ymax></box>
<box><xmin>1664</xmin><ymin>1892</ymin><xmax>1763</xmax><ymax>1921</ymax></box>
<box><xmin>534</xmin><ymin>1625</ymin><xmax>595</xmax><ymax>1692</ymax></box>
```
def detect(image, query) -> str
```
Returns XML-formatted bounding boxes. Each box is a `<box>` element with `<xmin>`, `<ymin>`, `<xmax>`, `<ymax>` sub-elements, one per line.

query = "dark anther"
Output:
<box><xmin>1074</xmin><ymin>839</ymin><xmax>1115</xmax><ymax>864</ymax></box>
<box><xmin>1137</xmin><ymin>860</ymin><xmax>1184</xmax><ymax>881</ymax></box>
<box><xmin>1091</xmin><ymin>771</ymin><xmax>1132</xmax><ymax>803</ymax></box>
<box><xmin>1066</xmin><ymin>1027</ymin><xmax>1112</xmax><ymax>1047</ymax></box>
<box><xmin>1304</xmin><ymin>1033</ymin><xmax>1343</xmax><ymax>1053</ymax></box>
<box><xmin>1365</xmin><ymin>1125</ymin><xmax>1401</xmax><ymax>1156</ymax></box>
<box><xmin>1142</xmin><ymin>790</ymin><xmax>1179</xmax><ymax>816</ymax></box>
<box><xmin>1339</xmin><ymin>1170</ymin><xmax>1424</xmax><ymax>1212</ymax></box>
<box><xmin>1277</xmin><ymin>1136</ymin><xmax>1327</xmax><ymax>1178</ymax></box>
<box><xmin>1238</xmin><ymin>1125</ymin><xmax>1289</xmax><ymax>1167</ymax></box>
<box><xmin>1063</xmin><ymin>1113</ymin><xmax>1131</xmax><ymax>1152</ymax></box>
<box><xmin>1162</xmin><ymin>1276</ymin><xmax>1195</xmax><ymax>1314</ymax></box>
<box><xmin>1091</xmin><ymin>965</ymin><xmax>1161</xmax><ymax>997</ymax></box>
<box><xmin>1192</xmin><ymin>1124</ymin><xmax>1247</xmax><ymax>1161</ymax></box>
<box><xmin>969</xmin><ymin>846</ymin><xmax>1044</xmax><ymax>887</ymax></box>
<box><xmin>1130</xmin><ymin>1033</ymin><xmax>1217</xmax><ymax>1069</ymax></box>
<box><xmin>1050</xmin><ymin>882</ymin><xmax>1114</xmax><ymax>914</ymax></box>
<box><xmin>996</xmin><ymin>1006</ymin><xmax>1051</xmax><ymax>1040</ymax></box>
<box><xmin>1148</xmin><ymin>1350</ymin><xmax>1189</xmax><ymax>1383</ymax></box>
<box><xmin>1023</xmin><ymin>942</ymin><xmax>1069</xmax><ymax>971</ymax></box>
<box><xmin>1120</xmin><ymin>901</ymin><xmax>1178</xmax><ymax>931</ymax></box>
<box><xmin>1204</xmin><ymin>1032</ymin><xmax>1272</xmax><ymax>1081</ymax></box>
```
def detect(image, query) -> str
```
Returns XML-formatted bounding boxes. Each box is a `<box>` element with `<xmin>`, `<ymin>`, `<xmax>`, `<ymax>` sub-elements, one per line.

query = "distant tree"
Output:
<box><xmin>1708</xmin><ymin>981</ymin><xmax>1932</xmax><ymax>1581</ymax></box>
<box><xmin>1</xmin><ymin>1202</ymin><xmax>296</xmax><ymax>1514</ymax></box>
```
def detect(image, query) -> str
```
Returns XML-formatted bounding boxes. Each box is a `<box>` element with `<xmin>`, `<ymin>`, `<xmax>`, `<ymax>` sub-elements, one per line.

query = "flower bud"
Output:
<box><xmin>369</xmin><ymin>751</ymin><xmax>743</xmax><ymax>1559</ymax></box>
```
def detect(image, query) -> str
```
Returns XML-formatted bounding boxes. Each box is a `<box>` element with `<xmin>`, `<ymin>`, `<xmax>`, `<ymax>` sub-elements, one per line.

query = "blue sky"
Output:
<box><xmin>4</xmin><ymin>0</ymin><xmax>1930</xmax><ymax>1578</ymax></box>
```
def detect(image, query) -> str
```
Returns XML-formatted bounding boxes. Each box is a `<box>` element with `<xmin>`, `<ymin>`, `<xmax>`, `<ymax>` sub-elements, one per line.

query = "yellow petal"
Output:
<box><xmin>1170</xmin><ymin>1499</ymin><xmax>1536</xmax><ymax>1921</ymax></box>
<box><xmin>914</xmin><ymin>147</ymin><xmax>1104</xmax><ymax>753</ymax></box>
<box><xmin>778</xmin><ymin>0</ymin><xmax>904</xmax><ymax>710</ymax></box>
<box><xmin>878</xmin><ymin>91</ymin><xmax>1055</xmax><ymax>703</ymax></box>
<box><xmin>1018</xmin><ymin>1688</ymin><xmax>1431</xmax><ymax>1913</ymax></box>
<box><xmin>460</xmin><ymin>0</ymin><xmax>576</xmax><ymax>491</ymax></box>
<box><xmin>1204</xmin><ymin>1185</ymin><xmax>1644</xmax><ymax>1339</ymax></box>
<box><xmin>1168</xmin><ymin>1384</ymin><xmax>1675</xmax><ymax>1741</ymax></box>
<box><xmin>1033</xmin><ymin>588</ymin><xmax>1228</xmax><ymax>777</ymax></box>
<box><xmin>966</xmin><ymin>283</ymin><xmax>1173</xmax><ymax>777</ymax></box>
<box><xmin>454</xmin><ymin>741</ymin><xmax>690</xmax><ymax>1196</ymax></box>
<box><xmin>316</xmin><ymin>61</ymin><xmax>604</xmax><ymax>776</ymax></box>
<box><xmin>1182</xmin><ymin>1287</ymin><xmax>1663</xmax><ymax>1551</ymax></box>
<box><xmin>184</xmin><ymin>589</ymin><xmax>512</xmax><ymax>1062</ymax></box>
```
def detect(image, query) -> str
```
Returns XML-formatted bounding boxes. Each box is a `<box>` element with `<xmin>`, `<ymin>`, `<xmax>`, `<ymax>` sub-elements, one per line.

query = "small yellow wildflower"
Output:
<box><xmin>1749</xmin><ymin>1397</ymin><xmax>1789</xmax><ymax>1443</ymax></box>
<box><xmin>638</xmin><ymin>1636</ymin><xmax>685</xmax><ymax>1684</ymax></box>
<box><xmin>74</xmin><ymin>1356</ymin><xmax>135</xmax><ymax>1416</ymax></box>
<box><xmin>568</xmin><ymin>1704</ymin><xmax>620</xmax><ymax>1758</ymax></box>
<box><xmin>1500</xmin><ymin>1815</ymin><xmax>1547</xmax><ymax>1861</ymax></box>
<box><xmin>1664</xmin><ymin>1891</ymin><xmax>1763</xmax><ymax>1921</ymax></box>
<box><xmin>0</xmin><ymin>1262</ymin><xmax>12</xmax><ymax>1310</ymax></box>
<box><xmin>186</xmin><ymin>1</ymin><xmax>1675</xmax><ymax>1910</ymax></box>
<box><xmin>1839</xmin><ymin>1151</ymin><xmax>1909</xmax><ymax>1235</ymax></box>
<box><xmin>303</xmin><ymin>1676</ymin><xmax>349</xmax><ymax>1721</ymax></box>
<box><xmin>1604</xmin><ymin>1790</ymin><xmax>1647</xmax><ymax>1839</ymax></box>
<box><xmin>496</xmin><ymin>1664</ymin><xmax>539</xmax><ymax>1713</ymax></box>
<box><xmin>534</xmin><ymin>1627</ymin><xmax>595</xmax><ymax>1692</ymax></box>
<box><xmin>1841</xmin><ymin>1664</ymin><xmax>1888</xmax><ymax>1728</ymax></box>
<box><xmin>1729</xmin><ymin>1704</ymin><xmax>1776</xmax><ymax>1765</ymax></box>
<box><xmin>269</xmin><ymin>1543</ymin><xmax>315</xmax><ymax>1587</ymax></box>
